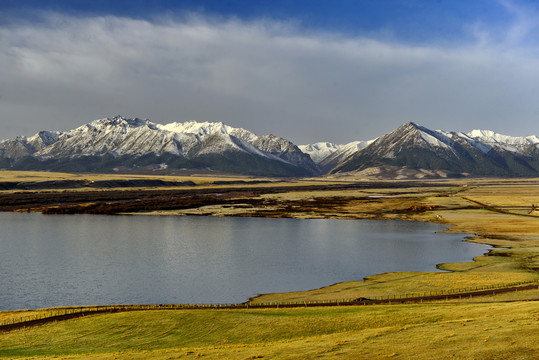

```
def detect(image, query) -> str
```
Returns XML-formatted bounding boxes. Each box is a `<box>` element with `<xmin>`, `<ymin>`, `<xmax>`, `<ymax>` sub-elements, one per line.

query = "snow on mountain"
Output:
<box><xmin>299</xmin><ymin>140</ymin><xmax>375</xmax><ymax>167</ymax></box>
<box><xmin>36</xmin><ymin>117</ymin><xmax>186</xmax><ymax>158</ymax></box>
<box><xmin>0</xmin><ymin>116</ymin><xmax>319</xmax><ymax>177</ymax></box>
<box><xmin>467</xmin><ymin>129</ymin><xmax>539</xmax><ymax>145</ymax></box>
<box><xmin>2</xmin><ymin>118</ymin><xmax>538</xmax><ymax>178</ymax></box>
<box><xmin>0</xmin><ymin>130</ymin><xmax>61</xmax><ymax>159</ymax></box>
<box><xmin>329</xmin><ymin>140</ymin><xmax>374</xmax><ymax>160</ymax></box>
<box><xmin>332</xmin><ymin>122</ymin><xmax>539</xmax><ymax>177</ymax></box>
<box><xmin>27</xmin><ymin>131</ymin><xmax>61</xmax><ymax>150</ymax></box>
<box><xmin>298</xmin><ymin>142</ymin><xmax>340</xmax><ymax>163</ymax></box>
<box><xmin>158</xmin><ymin>120</ymin><xmax>318</xmax><ymax>173</ymax></box>
<box><xmin>159</xmin><ymin>121</ymin><xmax>236</xmax><ymax>137</ymax></box>
<box><xmin>466</xmin><ymin>129</ymin><xmax>539</xmax><ymax>155</ymax></box>
<box><xmin>0</xmin><ymin>137</ymin><xmax>34</xmax><ymax>159</ymax></box>
<box><xmin>315</xmin><ymin>141</ymin><xmax>373</xmax><ymax>173</ymax></box>
<box><xmin>370</xmin><ymin>122</ymin><xmax>459</xmax><ymax>159</ymax></box>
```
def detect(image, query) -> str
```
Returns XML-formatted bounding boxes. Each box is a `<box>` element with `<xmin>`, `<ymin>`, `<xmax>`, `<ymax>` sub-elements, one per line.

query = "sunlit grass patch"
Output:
<box><xmin>249</xmin><ymin>270</ymin><xmax>536</xmax><ymax>304</ymax></box>
<box><xmin>1</xmin><ymin>302</ymin><xmax>537</xmax><ymax>359</ymax></box>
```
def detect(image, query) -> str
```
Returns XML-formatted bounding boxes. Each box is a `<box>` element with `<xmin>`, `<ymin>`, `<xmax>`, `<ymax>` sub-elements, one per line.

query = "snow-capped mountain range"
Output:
<box><xmin>300</xmin><ymin>140</ymin><xmax>377</xmax><ymax>173</ymax></box>
<box><xmin>332</xmin><ymin>122</ymin><xmax>539</xmax><ymax>177</ymax></box>
<box><xmin>0</xmin><ymin>117</ymin><xmax>538</xmax><ymax>177</ymax></box>
<box><xmin>0</xmin><ymin>116</ymin><xmax>318</xmax><ymax>177</ymax></box>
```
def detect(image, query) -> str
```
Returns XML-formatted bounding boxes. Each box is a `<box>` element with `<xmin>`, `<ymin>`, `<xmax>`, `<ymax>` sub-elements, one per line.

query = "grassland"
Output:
<box><xmin>0</xmin><ymin>170</ymin><xmax>335</xmax><ymax>192</ymax></box>
<box><xmin>0</xmin><ymin>171</ymin><xmax>538</xmax><ymax>359</ymax></box>
<box><xmin>0</xmin><ymin>170</ymin><xmax>256</xmax><ymax>184</ymax></box>
<box><xmin>1</xmin><ymin>302</ymin><xmax>538</xmax><ymax>359</ymax></box>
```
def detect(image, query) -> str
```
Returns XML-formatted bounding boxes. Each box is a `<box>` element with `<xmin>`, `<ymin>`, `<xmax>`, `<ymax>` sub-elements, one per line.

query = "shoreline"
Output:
<box><xmin>0</xmin><ymin>175</ymin><xmax>537</xmax><ymax>308</ymax></box>
<box><xmin>0</xmin><ymin>214</ymin><xmax>491</xmax><ymax>311</ymax></box>
<box><xmin>246</xmin><ymin>221</ymin><xmax>487</xmax><ymax>304</ymax></box>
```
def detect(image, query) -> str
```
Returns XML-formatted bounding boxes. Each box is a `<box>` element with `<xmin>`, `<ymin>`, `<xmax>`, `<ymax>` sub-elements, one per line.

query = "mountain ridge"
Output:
<box><xmin>0</xmin><ymin>116</ymin><xmax>319</xmax><ymax>177</ymax></box>
<box><xmin>330</xmin><ymin>122</ymin><xmax>539</xmax><ymax>177</ymax></box>
<box><xmin>1</xmin><ymin>118</ymin><xmax>538</xmax><ymax>178</ymax></box>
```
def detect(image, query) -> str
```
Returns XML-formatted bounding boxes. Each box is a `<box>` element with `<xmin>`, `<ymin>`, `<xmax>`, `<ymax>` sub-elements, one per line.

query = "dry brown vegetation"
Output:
<box><xmin>0</xmin><ymin>171</ymin><xmax>538</xmax><ymax>359</ymax></box>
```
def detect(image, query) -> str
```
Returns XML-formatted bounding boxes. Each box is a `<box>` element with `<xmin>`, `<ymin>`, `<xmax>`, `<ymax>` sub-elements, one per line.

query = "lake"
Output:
<box><xmin>0</xmin><ymin>212</ymin><xmax>489</xmax><ymax>310</ymax></box>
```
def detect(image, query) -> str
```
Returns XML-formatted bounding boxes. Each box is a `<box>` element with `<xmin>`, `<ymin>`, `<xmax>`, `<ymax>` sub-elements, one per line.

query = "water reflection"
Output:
<box><xmin>0</xmin><ymin>213</ymin><xmax>489</xmax><ymax>310</ymax></box>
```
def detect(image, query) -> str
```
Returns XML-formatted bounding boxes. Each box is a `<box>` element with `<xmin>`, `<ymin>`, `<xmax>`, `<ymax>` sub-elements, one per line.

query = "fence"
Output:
<box><xmin>251</xmin><ymin>280</ymin><xmax>539</xmax><ymax>306</ymax></box>
<box><xmin>1</xmin><ymin>280</ymin><xmax>538</xmax><ymax>330</ymax></box>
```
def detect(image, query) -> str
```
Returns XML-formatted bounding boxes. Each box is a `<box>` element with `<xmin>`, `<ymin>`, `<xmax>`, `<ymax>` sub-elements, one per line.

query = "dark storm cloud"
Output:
<box><xmin>1</xmin><ymin>10</ymin><xmax>538</xmax><ymax>144</ymax></box>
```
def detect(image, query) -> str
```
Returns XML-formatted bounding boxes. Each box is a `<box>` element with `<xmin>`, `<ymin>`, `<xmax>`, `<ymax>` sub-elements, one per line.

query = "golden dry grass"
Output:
<box><xmin>1</xmin><ymin>301</ymin><xmax>537</xmax><ymax>359</ymax></box>
<box><xmin>250</xmin><ymin>272</ymin><xmax>535</xmax><ymax>304</ymax></box>
<box><xmin>0</xmin><ymin>170</ymin><xmax>345</xmax><ymax>194</ymax></box>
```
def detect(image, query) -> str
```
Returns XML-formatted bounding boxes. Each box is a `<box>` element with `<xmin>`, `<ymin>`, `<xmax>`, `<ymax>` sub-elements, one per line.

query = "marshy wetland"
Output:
<box><xmin>0</xmin><ymin>170</ymin><xmax>538</xmax><ymax>359</ymax></box>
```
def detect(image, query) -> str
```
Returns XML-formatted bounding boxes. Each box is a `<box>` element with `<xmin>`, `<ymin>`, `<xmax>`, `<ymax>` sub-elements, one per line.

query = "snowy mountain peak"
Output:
<box><xmin>28</xmin><ymin>131</ymin><xmax>60</xmax><ymax>145</ymax></box>
<box><xmin>2</xmin><ymin>119</ymin><xmax>537</xmax><ymax>178</ymax></box>
<box><xmin>88</xmin><ymin>116</ymin><xmax>153</xmax><ymax>129</ymax></box>
<box><xmin>158</xmin><ymin>120</ymin><xmax>237</xmax><ymax>137</ymax></box>
<box><xmin>468</xmin><ymin>129</ymin><xmax>495</xmax><ymax>138</ymax></box>
<box><xmin>300</xmin><ymin>142</ymin><xmax>339</xmax><ymax>152</ymax></box>
<box><xmin>298</xmin><ymin>142</ymin><xmax>340</xmax><ymax>163</ymax></box>
<box><xmin>376</xmin><ymin>122</ymin><xmax>454</xmax><ymax>155</ymax></box>
<box><xmin>299</xmin><ymin>140</ymin><xmax>376</xmax><ymax>172</ymax></box>
<box><xmin>332</xmin><ymin>122</ymin><xmax>539</xmax><ymax>177</ymax></box>
<box><xmin>0</xmin><ymin>117</ymin><xmax>319</xmax><ymax>177</ymax></box>
<box><xmin>468</xmin><ymin>129</ymin><xmax>539</xmax><ymax>144</ymax></box>
<box><xmin>153</xmin><ymin>120</ymin><xmax>318</xmax><ymax>172</ymax></box>
<box><xmin>399</xmin><ymin>121</ymin><xmax>422</xmax><ymax>132</ymax></box>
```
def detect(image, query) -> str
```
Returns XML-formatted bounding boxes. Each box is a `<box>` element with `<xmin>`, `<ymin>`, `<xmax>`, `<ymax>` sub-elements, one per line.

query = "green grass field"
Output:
<box><xmin>1</xmin><ymin>300</ymin><xmax>538</xmax><ymax>359</ymax></box>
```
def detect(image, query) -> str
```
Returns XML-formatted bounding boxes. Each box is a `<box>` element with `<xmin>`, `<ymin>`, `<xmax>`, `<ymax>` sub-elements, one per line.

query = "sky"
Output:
<box><xmin>1</xmin><ymin>0</ymin><xmax>539</xmax><ymax>144</ymax></box>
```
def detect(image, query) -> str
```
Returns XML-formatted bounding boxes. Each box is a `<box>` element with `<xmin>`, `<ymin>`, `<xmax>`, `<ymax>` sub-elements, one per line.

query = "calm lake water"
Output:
<box><xmin>0</xmin><ymin>212</ymin><xmax>489</xmax><ymax>310</ymax></box>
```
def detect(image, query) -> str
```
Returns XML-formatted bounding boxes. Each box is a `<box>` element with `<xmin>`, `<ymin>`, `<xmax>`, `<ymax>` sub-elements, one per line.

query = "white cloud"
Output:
<box><xmin>498</xmin><ymin>0</ymin><xmax>539</xmax><ymax>44</ymax></box>
<box><xmin>1</xmin><ymin>12</ymin><xmax>538</xmax><ymax>144</ymax></box>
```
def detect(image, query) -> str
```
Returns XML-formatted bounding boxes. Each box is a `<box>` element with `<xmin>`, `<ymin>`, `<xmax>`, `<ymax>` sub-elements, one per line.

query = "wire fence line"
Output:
<box><xmin>1</xmin><ymin>280</ymin><xmax>538</xmax><ymax>330</ymax></box>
